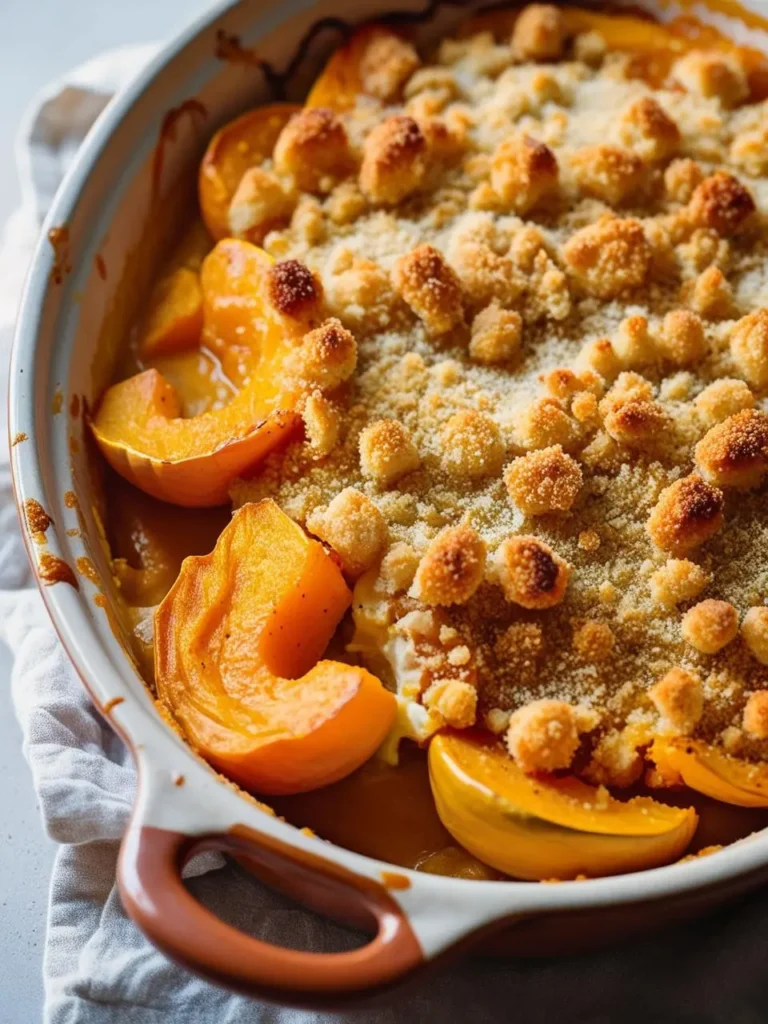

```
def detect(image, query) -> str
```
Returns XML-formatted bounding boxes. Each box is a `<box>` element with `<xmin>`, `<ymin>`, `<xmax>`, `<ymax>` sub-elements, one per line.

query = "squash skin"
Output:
<box><xmin>198</xmin><ymin>103</ymin><xmax>300</xmax><ymax>239</ymax></box>
<box><xmin>429</xmin><ymin>733</ymin><xmax>698</xmax><ymax>880</ymax></box>
<box><xmin>155</xmin><ymin>500</ymin><xmax>396</xmax><ymax>794</ymax></box>
<box><xmin>651</xmin><ymin>738</ymin><xmax>768</xmax><ymax>808</ymax></box>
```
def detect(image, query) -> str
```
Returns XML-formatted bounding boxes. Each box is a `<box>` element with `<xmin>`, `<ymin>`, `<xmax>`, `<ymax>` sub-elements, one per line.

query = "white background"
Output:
<box><xmin>0</xmin><ymin>1</ymin><xmax>209</xmax><ymax>1017</ymax></box>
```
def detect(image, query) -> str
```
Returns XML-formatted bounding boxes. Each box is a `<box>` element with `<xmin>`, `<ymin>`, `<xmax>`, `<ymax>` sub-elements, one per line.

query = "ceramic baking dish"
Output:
<box><xmin>10</xmin><ymin>0</ymin><xmax>768</xmax><ymax>1005</ymax></box>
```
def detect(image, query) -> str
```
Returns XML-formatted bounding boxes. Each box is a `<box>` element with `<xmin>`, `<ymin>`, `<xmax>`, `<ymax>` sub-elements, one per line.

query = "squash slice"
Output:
<box><xmin>198</xmin><ymin>103</ymin><xmax>300</xmax><ymax>239</ymax></box>
<box><xmin>155</xmin><ymin>500</ymin><xmax>396</xmax><ymax>794</ymax></box>
<box><xmin>429</xmin><ymin>733</ymin><xmax>698</xmax><ymax>880</ymax></box>
<box><xmin>651</xmin><ymin>738</ymin><xmax>768</xmax><ymax>808</ymax></box>
<box><xmin>91</xmin><ymin>241</ymin><xmax>322</xmax><ymax>507</ymax></box>
<box><xmin>306</xmin><ymin>25</ymin><xmax>411</xmax><ymax>111</ymax></box>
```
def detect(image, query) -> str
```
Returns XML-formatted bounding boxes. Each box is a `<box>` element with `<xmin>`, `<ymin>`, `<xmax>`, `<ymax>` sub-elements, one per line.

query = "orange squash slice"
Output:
<box><xmin>155</xmin><ymin>499</ymin><xmax>396</xmax><ymax>794</ymax></box>
<box><xmin>198</xmin><ymin>103</ymin><xmax>300</xmax><ymax>239</ymax></box>
<box><xmin>306</xmin><ymin>25</ymin><xmax>414</xmax><ymax>111</ymax></box>
<box><xmin>651</xmin><ymin>738</ymin><xmax>768</xmax><ymax>808</ymax></box>
<box><xmin>139</xmin><ymin>268</ymin><xmax>204</xmax><ymax>359</ymax></box>
<box><xmin>91</xmin><ymin>240</ymin><xmax>333</xmax><ymax>507</ymax></box>
<box><xmin>429</xmin><ymin>732</ymin><xmax>698</xmax><ymax>880</ymax></box>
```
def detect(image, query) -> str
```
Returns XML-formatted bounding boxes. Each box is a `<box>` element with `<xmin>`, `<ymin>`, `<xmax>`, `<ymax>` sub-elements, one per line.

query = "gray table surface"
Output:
<box><xmin>0</xmin><ymin>3</ymin><xmax>208</xmax><ymax>1020</ymax></box>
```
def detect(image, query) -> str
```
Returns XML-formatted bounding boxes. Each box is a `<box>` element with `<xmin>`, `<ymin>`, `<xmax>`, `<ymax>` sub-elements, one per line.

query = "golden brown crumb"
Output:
<box><xmin>743</xmin><ymin>690</ymin><xmax>768</xmax><ymax>738</ymax></box>
<box><xmin>273</xmin><ymin>108</ymin><xmax>352</xmax><ymax>193</ymax></box>
<box><xmin>600</xmin><ymin>370</ymin><xmax>653</xmax><ymax>415</ymax></box>
<box><xmin>695</xmin><ymin>409</ymin><xmax>768</xmax><ymax>488</ymax></box>
<box><xmin>392</xmin><ymin>243</ymin><xmax>464</xmax><ymax>336</ymax></box>
<box><xmin>730</xmin><ymin>126</ymin><xmax>768</xmax><ymax>177</ymax></box>
<box><xmin>290</xmin><ymin>195</ymin><xmax>325</xmax><ymax>245</ymax></box>
<box><xmin>506</xmin><ymin>699</ymin><xmax>580</xmax><ymax>773</ymax></box>
<box><xmin>448</xmin><ymin>239</ymin><xmax>522</xmax><ymax>308</ymax></box>
<box><xmin>510</xmin><ymin>4</ymin><xmax>565</xmax><ymax>62</ymax></box>
<box><xmin>504</xmin><ymin>445</ymin><xmax>582</xmax><ymax>515</ymax></box>
<box><xmin>267</xmin><ymin>259</ymin><xmax>323</xmax><ymax>321</ymax></box>
<box><xmin>573</xmin><ymin>620</ymin><xmax>614</xmax><ymax>662</ymax></box>
<box><xmin>306</xmin><ymin>487</ymin><xmax>388</xmax><ymax>576</ymax></box>
<box><xmin>586</xmin><ymin>729</ymin><xmax>644</xmax><ymax>788</ymax></box>
<box><xmin>288</xmin><ymin>318</ymin><xmax>357</xmax><ymax>392</ymax></box>
<box><xmin>302</xmin><ymin>393</ymin><xmax>340</xmax><ymax>457</ymax></box>
<box><xmin>619</xmin><ymin>96</ymin><xmax>680</xmax><ymax>163</ymax></box>
<box><xmin>649</xmin><ymin>558</ymin><xmax>711</xmax><ymax>609</ymax></box>
<box><xmin>575</xmin><ymin>337</ymin><xmax>621</xmax><ymax>380</ymax></box>
<box><xmin>673</xmin><ymin>50</ymin><xmax>748</xmax><ymax>108</ymax></box>
<box><xmin>469</xmin><ymin>303</ymin><xmax>522</xmax><ymax>364</ymax></box>
<box><xmin>571</xmin><ymin>392</ymin><xmax>599</xmax><ymax>426</ymax></box>
<box><xmin>741</xmin><ymin>607</ymin><xmax>768</xmax><ymax>665</ymax></box>
<box><xmin>664</xmin><ymin>158</ymin><xmax>705</xmax><ymax>204</ymax></box>
<box><xmin>423</xmin><ymin>678</ymin><xmax>477</xmax><ymax>728</ymax></box>
<box><xmin>687</xmin><ymin>172</ymin><xmax>755</xmax><ymax>237</ymax></box>
<box><xmin>613</xmin><ymin>315</ymin><xmax>655</xmax><ymax>368</ymax></box>
<box><xmin>541</xmin><ymin>368</ymin><xmax>581</xmax><ymax>401</ymax></box>
<box><xmin>227</xmin><ymin>167</ymin><xmax>294</xmax><ymax>242</ymax></box>
<box><xmin>570</xmin><ymin>145</ymin><xmax>644</xmax><ymax>206</ymax></box>
<box><xmin>378</xmin><ymin>542</ymin><xmax>420</xmax><ymax>594</ymax></box>
<box><xmin>410</xmin><ymin>524</ymin><xmax>486</xmax><ymax>606</ymax></box>
<box><xmin>681</xmin><ymin>599</ymin><xmax>739</xmax><ymax>654</ymax></box>
<box><xmin>326</xmin><ymin>252</ymin><xmax>396</xmax><ymax>332</ymax></box>
<box><xmin>359</xmin><ymin>31</ymin><xmax>420</xmax><ymax>102</ymax></box>
<box><xmin>578</xmin><ymin>529</ymin><xmax>601</xmax><ymax>552</ymax></box>
<box><xmin>441</xmin><ymin>409</ymin><xmax>505</xmax><ymax>479</ymax></box>
<box><xmin>562</xmin><ymin>216</ymin><xmax>651</xmax><ymax>299</ymax></box>
<box><xmin>603</xmin><ymin>397</ymin><xmax>667</xmax><ymax>448</ymax></box>
<box><xmin>359</xmin><ymin>418</ymin><xmax>420</xmax><ymax>486</ymax></box>
<box><xmin>516</xmin><ymin>396</ymin><xmax>578</xmax><ymax>451</ymax></box>
<box><xmin>647</xmin><ymin>474</ymin><xmax>724</xmax><ymax>556</ymax></box>
<box><xmin>694</xmin><ymin>379</ymin><xmax>754</xmax><ymax>425</ymax></box>
<box><xmin>325</xmin><ymin>180</ymin><xmax>367</xmax><ymax>225</ymax></box>
<box><xmin>493</xmin><ymin>621</ymin><xmax>544</xmax><ymax>667</ymax></box>
<box><xmin>492</xmin><ymin>535</ymin><xmax>570</xmax><ymax>609</ymax></box>
<box><xmin>649</xmin><ymin>668</ymin><xmax>704</xmax><ymax>736</ymax></box>
<box><xmin>359</xmin><ymin>115</ymin><xmax>428</xmax><ymax>205</ymax></box>
<box><xmin>684</xmin><ymin>266</ymin><xmax>735</xmax><ymax>320</ymax></box>
<box><xmin>656</xmin><ymin>309</ymin><xmax>707</xmax><ymax>367</ymax></box>
<box><xmin>490</xmin><ymin>134</ymin><xmax>559</xmax><ymax>214</ymax></box>
<box><xmin>730</xmin><ymin>309</ymin><xmax>768</xmax><ymax>388</ymax></box>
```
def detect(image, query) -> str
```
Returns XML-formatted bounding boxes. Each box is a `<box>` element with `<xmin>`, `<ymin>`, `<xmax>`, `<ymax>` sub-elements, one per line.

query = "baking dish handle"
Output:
<box><xmin>118</xmin><ymin>820</ymin><xmax>426</xmax><ymax>1005</ymax></box>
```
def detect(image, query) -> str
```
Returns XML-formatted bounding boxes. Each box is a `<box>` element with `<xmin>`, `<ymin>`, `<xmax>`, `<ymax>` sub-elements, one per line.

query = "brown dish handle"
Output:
<box><xmin>118</xmin><ymin>822</ymin><xmax>425</xmax><ymax>1005</ymax></box>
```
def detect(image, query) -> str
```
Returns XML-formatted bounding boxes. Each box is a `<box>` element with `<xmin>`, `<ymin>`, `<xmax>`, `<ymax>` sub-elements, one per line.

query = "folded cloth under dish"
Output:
<box><xmin>3</xmin><ymin>41</ymin><xmax>768</xmax><ymax>1024</ymax></box>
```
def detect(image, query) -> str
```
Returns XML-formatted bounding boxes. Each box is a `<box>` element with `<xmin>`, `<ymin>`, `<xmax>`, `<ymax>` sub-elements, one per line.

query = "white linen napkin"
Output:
<box><xmin>5</xmin><ymin>41</ymin><xmax>768</xmax><ymax>1024</ymax></box>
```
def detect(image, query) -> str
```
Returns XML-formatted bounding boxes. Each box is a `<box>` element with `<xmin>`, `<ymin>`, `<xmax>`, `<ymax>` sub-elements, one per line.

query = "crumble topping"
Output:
<box><xmin>218</xmin><ymin>7</ymin><xmax>768</xmax><ymax>775</ymax></box>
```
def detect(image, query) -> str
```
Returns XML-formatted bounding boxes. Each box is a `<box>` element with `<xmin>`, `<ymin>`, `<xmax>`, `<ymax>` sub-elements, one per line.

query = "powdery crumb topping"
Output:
<box><xmin>743</xmin><ymin>690</ymin><xmax>768</xmax><ymax>739</ymax></box>
<box><xmin>423</xmin><ymin>677</ymin><xmax>477</xmax><ymax>728</ymax></box>
<box><xmin>220</xmin><ymin>7</ymin><xmax>768</xmax><ymax>764</ymax></box>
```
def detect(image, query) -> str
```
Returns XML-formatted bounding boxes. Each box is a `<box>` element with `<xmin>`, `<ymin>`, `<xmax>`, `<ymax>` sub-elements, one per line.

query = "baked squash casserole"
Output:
<box><xmin>92</xmin><ymin>5</ymin><xmax>768</xmax><ymax>880</ymax></box>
